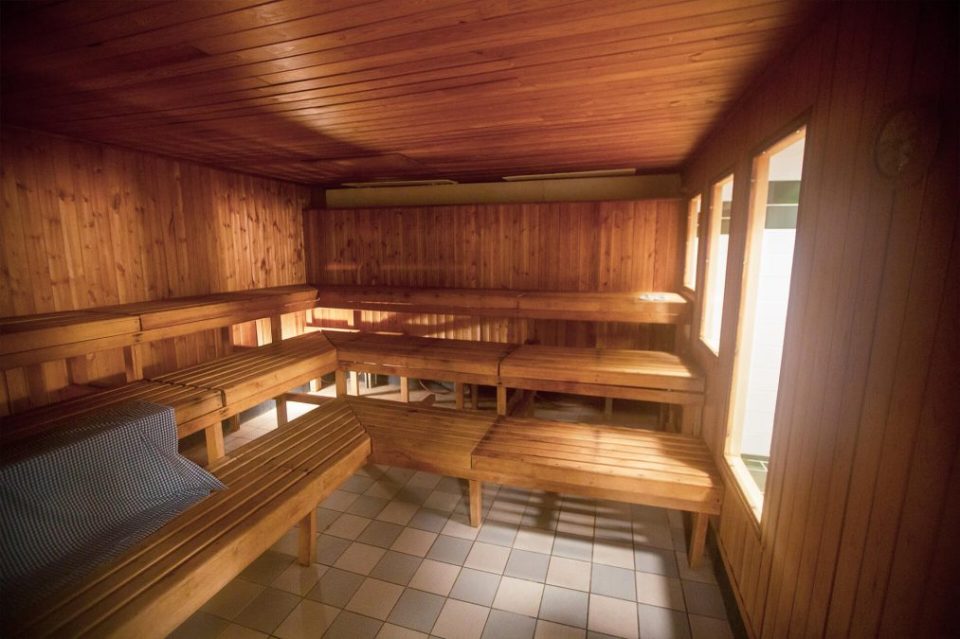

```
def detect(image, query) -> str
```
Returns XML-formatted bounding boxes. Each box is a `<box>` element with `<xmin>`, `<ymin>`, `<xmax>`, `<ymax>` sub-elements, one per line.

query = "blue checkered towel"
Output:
<box><xmin>0</xmin><ymin>400</ymin><xmax>224</xmax><ymax>625</ymax></box>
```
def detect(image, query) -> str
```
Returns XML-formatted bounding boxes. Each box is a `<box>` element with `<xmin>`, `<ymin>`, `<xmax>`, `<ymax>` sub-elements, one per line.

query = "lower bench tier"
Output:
<box><xmin>2</xmin><ymin>330</ymin><xmax>705</xmax><ymax>466</ymax></box>
<box><xmin>9</xmin><ymin>396</ymin><xmax>721</xmax><ymax>638</ymax></box>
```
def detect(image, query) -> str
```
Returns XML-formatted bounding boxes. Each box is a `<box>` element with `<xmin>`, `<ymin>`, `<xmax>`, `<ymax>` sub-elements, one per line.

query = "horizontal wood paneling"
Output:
<box><xmin>304</xmin><ymin>201</ymin><xmax>683</xmax><ymax>349</ymax></box>
<box><xmin>0</xmin><ymin>126</ymin><xmax>311</xmax><ymax>413</ymax></box>
<box><xmin>0</xmin><ymin>1</ymin><xmax>816</xmax><ymax>184</ymax></box>
<box><xmin>682</xmin><ymin>2</ymin><xmax>958</xmax><ymax>636</ymax></box>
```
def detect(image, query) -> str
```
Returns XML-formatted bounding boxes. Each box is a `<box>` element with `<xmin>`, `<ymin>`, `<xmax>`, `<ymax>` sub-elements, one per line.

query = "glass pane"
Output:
<box><xmin>683</xmin><ymin>195</ymin><xmax>701</xmax><ymax>290</ymax></box>
<box><xmin>739</xmin><ymin>134</ymin><xmax>805</xmax><ymax>495</ymax></box>
<box><xmin>700</xmin><ymin>177</ymin><xmax>733</xmax><ymax>352</ymax></box>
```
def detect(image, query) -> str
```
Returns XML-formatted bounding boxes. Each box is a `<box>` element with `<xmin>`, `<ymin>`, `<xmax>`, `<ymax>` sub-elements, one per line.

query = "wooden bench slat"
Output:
<box><xmin>471</xmin><ymin>417</ymin><xmax>723</xmax><ymax>514</ymax></box>
<box><xmin>500</xmin><ymin>344</ymin><xmax>704</xmax><ymax>392</ymax></box>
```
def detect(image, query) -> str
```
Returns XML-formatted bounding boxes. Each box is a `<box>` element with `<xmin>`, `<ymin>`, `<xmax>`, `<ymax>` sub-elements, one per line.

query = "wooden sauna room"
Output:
<box><xmin>0</xmin><ymin>1</ymin><xmax>956</xmax><ymax>637</ymax></box>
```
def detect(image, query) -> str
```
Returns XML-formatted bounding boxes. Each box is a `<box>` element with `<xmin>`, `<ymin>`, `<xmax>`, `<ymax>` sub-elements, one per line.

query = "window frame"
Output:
<box><xmin>723</xmin><ymin>125</ymin><xmax>807</xmax><ymax>522</ymax></box>
<box><xmin>698</xmin><ymin>174</ymin><xmax>735</xmax><ymax>355</ymax></box>
<box><xmin>682</xmin><ymin>194</ymin><xmax>702</xmax><ymax>293</ymax></box>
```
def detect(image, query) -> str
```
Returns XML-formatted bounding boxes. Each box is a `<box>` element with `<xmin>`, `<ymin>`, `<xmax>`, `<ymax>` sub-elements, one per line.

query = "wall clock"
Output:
<box><xmin>874</xmin><ymin>102</ymin><xmax>940</xmax><ymax>183</ymax></box>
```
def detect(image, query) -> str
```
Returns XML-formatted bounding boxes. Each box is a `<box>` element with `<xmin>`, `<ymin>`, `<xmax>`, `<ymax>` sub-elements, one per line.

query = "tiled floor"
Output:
<box><xmin>173</xmin><ymin>388</ymin><xmax>735</xmax><ymax>639</ymax></box>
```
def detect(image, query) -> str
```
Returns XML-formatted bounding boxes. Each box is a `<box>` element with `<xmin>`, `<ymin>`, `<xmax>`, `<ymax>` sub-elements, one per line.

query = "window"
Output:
<box><xmin>683</xmin><ymin>195</ymin><xmax>701</xmax><ymax>290</ymax></box>
<box><xmin>726</xmin><ymin>127</ymin><xmax>806</xmax><ymax>517</ymax></box>
<box><xmin>700</xmin><ymin>175</ymin><xmax>733</xmax><ymax>353</ymax></box>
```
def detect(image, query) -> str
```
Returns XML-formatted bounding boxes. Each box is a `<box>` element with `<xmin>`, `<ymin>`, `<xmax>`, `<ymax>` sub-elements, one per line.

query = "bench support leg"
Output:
<box><xmin>220</xmin><ymin>326</ymin><xmax>235</xmax><ymax>356</ymax></box>
<box><xmin>225</xmin><ymin>414</ymin><xmax>240</xmax><ymax>433</ymax></box>
<box><xmin>123</xmin><ymin>344</ymin><xmax>143</xmax><ymax>382</ymax></box>
<box><xmin>270</xmin><ymin>314</ymin><xmax>283</xmax><ymax>344</ymax></box>
<box><xmin>604</xmin><ymin>397</ymin><xmax>614</xmax><ymax>419</ymax></box>
<box><xmin>471</xmin><ymin>384</ymin><xmax>479</xmax><ymax>409</ymax></box>
<box><xmin>335</xmin><ymin>370</ymin><xmax>347</xmax><ymax>397</ymax></box>
<box><xmin>689</xmin><ymin>512</ymin><xmax>709</xmax><ymax>569</ymax></box>
<box><xmin>298</xmin><ymin>510</ymin><xmax>317</xmax><ymax>566</ymax></box>
<box><xmin>496</xmin><ymin>385</ymin><xmax>507</xmax><ymax>415</ymax></box>
<box><xmin>400</xmin><ymin>376</ymin><xmax>409</xmax><ymax>403</ymax></box>
<box><xmin>454</xmin><ymin>382</ymin><xmax>465</xmax><ymax>409</ymax></box>
<box><xmin>310</xmin><ymin>377</ymin><xmax>322</xmax><ymax>392</ymax></box>
<box><xmin>469</xmin><ymin>480</ymin><xmax>483</xmax><ymax>527</ymax></box>
<box><xmin>67</xmin><ymin>354</ymin><xmax>91</xmax><ymax>385</ymax></box>
<box><xmin>276</xmin><ymin>396</ymin><xmax>288</xmax><ymax>426</ymax></box>
<box><xmin>681</xmin><ymin>405</ymin><xmax>702</xmax><ymax>437</ymax></box>
<box><xmin>204</xmin><ymin>424</ymin><xmax>225</xmax><ymax>466</ymax></box>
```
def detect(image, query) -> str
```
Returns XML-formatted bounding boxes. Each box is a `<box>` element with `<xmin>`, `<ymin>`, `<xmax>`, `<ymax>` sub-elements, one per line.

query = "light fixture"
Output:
<box><xmin>340</xmin><ymin>179</ymin><xmax>458</xmax><ymax>188</ymax></box>
<box><xmin>502</xmin><ymin>168</ymin><xmax>636</xmax><ymax>181</ymax></box>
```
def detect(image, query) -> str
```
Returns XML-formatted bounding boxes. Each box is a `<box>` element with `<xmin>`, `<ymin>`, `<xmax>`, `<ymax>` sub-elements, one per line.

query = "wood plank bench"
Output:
<box><xmin>2</xmin><ymin>331</ymin><xmax>337</xmax><ymax>466</ymax></box>
<box><xmin>325</xmin><ymin>330</ymin><xmax>517</xmax><ymax>408</ymax></box>
<box><xmin>154</xmin><ymin>331</ymin><xmax>338</xmax><ymax>455</ymax></box>
<box><xmin>280</xmin><ymin>395</ymin><xmax>721</xmax><ymax>567</ymax></box>
<box><xmin>498</xmin><ymin>344</ymin><xmax>706</xmax><ymax>432</ymax></box>
<box><xmin>312</xmin><ymin>285</ymin><xmax>688</xmax><ymax>324</ymax></box>
<box><xmin>0</xmin><ymin>310</ymin><xmax>142</xmax><ymax>371</ymax></box>
<box><xmin>472</xmin><ymin>415</ymin><xmax>722</xmax><ymax>567</ymax></box>
<box><xmin>0</xmin><ymin>381</ymin><xmax>224</xmax><ymax>463</ymax></box>
<box><xmin>0</xmin><ymin>284</ymin><xmax>318</xmax><ymax>372</ymax></box>
<box><xmin>11</xmin><ymin>399</ymin><xmax>370</xmax><ymax>639</ymax></box>
<box><xmin>344</xmin><ymin>396</ymin><xmax>496</xmax><ymax>525</ymax></box>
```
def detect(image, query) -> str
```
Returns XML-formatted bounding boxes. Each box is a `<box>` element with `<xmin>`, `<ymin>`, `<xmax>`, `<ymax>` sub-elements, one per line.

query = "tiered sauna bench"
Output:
<box><xmin>154</xmin><ymin>331</ymin><xmax>338</xmax><ymax>460</ymax></box>
<box><xmin>313</xmin><ymin>285</ymin><xmax>688</xmax><ymax>324</ymax></box>
<box><xmin>14</xmin><ymin>400</ymin><xmax>370</xmax><ymax>639</ymax></box>
<box><xmin>8</xmin><ymin>392</ymin><xmax>722</xmax><ymax>637</ymax></box>
<box><xmin>0</xmin><ymin>381</ymin><xmax>223</xmax><ymax>450</ymax></box>
<box><xmin>325</xmin><ymin>330</ymin><xmax>516</xmax><ymax>408</ymax></box>
<box><xmin>0</xmin><ymin>284</ymin><xmax>318</xmax><ymax>372</ymax></box>
<box><xmin>498</xmin><ymin>344</ymin><xmax>705</xmax><ymax>430</ymax></box>
<box><xmin>0</xmin><ymin>286</ymin><xmax>328</xmax><ymax>464</ymax></box>
<box><xmin>471</xmin><ymin>414</ymin><xmax>722</xmax><ymax>566</ymax></box>
<box><xmin>323</xmin><ymin>331</ymin><xmax>705</xmax><ymax>429</ymax></box>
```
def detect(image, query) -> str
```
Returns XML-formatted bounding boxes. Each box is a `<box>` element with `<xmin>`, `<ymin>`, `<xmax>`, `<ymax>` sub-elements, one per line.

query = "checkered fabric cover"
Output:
<box><xmin>0</xmin><ymin>400</ymin><xmax>224</xmax><ymax>619</ymax></box>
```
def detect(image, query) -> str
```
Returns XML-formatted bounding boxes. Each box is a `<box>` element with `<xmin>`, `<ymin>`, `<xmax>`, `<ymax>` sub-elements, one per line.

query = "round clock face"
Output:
<box><xmin>875</xmin><ymin>103</ymin><xmax>940</xmax><ymax>183</ymax></box>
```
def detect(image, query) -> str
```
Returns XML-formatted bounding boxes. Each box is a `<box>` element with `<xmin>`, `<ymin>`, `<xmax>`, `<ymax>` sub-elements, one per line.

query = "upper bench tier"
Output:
<box><xmin>0</xmin><ymin>285</ymin><xmax>318</xmax><ymax>369</ymax></box>
<box><xmin>312</xmin><ymin>285</ymin><xmax>688</xmax><ymax>324</ymax></box>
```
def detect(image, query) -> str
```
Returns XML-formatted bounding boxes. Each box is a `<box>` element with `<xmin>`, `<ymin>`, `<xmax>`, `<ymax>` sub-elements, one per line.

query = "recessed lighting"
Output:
<box><xmin>502</xmin><ymin>168</ymin><xmax>636</xmax><ymax>181</ymax></box>
<box><xmin>340</xmin><ymin>179</ymin><xmax>458</xmax><ymax>188</ymax></box>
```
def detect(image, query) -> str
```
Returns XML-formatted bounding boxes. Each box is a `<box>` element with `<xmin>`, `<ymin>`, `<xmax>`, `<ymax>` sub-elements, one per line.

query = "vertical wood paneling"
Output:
<box><xmin>683</xmin><ymin>2</ymin><xmax>958</xmax><ymax>637</ymax></box>
<box><xmin>0</xmin><ymin>126</ymin><xmax>311</xmax><ymax>409</ymax></box>
<box><xmin>303</xmin><ymin>199</ymin><xmax>683</xmax><ymax>349</ymax></box>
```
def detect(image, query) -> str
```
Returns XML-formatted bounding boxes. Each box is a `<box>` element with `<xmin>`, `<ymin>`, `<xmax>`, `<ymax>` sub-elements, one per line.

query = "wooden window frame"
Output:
<box><xmin>723</xmin><ymin>126</ymin><xmax>807</xmax><ymax>521</ymax></box>
<box><xmin>699</xmin><ymin>174</ymin><xmax>734</xmax><ymax>355</ymax></box>
<box><xmin>682</xmin><ymin>194</ymin><xmax>702</xmax><ymax>293</ymax></box>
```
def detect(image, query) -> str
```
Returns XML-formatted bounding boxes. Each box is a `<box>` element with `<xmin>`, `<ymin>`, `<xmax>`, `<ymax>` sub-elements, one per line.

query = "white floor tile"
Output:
<box><xmin>408</xmin><ymin>558</ymin><xmax>461</xmax><ymax>596</ymax></box>
<box><xmin>545</xmin><ymin>557</ymin><xmax>591</xmax><ymax>592</ymax></box>
<box><xmin>391</xmin><ymin>528</ymin><xmax>438</xmax><ymax>557</ymax></box>
<box><xmin>334</xmin><ymin>542</ymin><xmax>387</xmax><ymax>575</ymax></box>
<box><xmin>345</xmin><ymin>577</ymin><xmax>405</xmax><ymax>620</ymax></box>
<box><xmin>432</xmin><ymin>599</ymin><xmax>490</xmax><ymax>639</ymax></box>
<box><xmin>492</xmin><ymin>576</ymin><xmax>544</xmax><ymax>617</ymax></box>
<box><xmin>588</xmin><ymin>594</ymin><xmax>638</xmax><ymax>639</ymax></box>
<box><xmin>464</xmin><ymin>542</ymin><xmax>511</xmax><ymax>574</ymax></box>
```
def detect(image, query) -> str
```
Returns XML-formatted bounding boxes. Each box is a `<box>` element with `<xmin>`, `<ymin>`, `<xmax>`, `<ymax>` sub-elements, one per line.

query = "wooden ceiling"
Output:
<box><xmin>1</xmin><ymin>0</ymin><xmax>816</xmax><ymax>186</ymax></box>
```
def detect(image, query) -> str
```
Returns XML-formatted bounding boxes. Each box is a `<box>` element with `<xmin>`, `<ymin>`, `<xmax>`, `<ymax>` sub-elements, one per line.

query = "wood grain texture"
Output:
<box><xmin>682</xmin><ymin>2</ymin><xmax>959</xmax><ymax>637</ymax></box>
<box><xmin>0</xmin><ymin>126</ymin><xmax>310</xmax><ymax>413</ymax></box>
<box><xmin>0</xmin><ymin>1</ymin><xmax>815</xmax><ymax>185</ymax></box>
<box><xmin>304</xmin><ymin>200</ymin><xmax>683</xmax><ymax>349</ymax></box>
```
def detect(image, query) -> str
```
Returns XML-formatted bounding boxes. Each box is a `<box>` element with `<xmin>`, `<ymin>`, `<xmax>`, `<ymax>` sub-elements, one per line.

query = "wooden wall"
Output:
<box><xmin>683</xmin><ymin>2</ymin><xmax>958</xmax><ymax>637</ymax></box>
<box><xmin>303</xmin><ymin>200</ymin><xmax>683</xmax><ymax>348</ymax></box>
<box><xmin>0</xmin><ymin>126</ymin><xmax>311</xmax><ymax>411</ymax></box>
